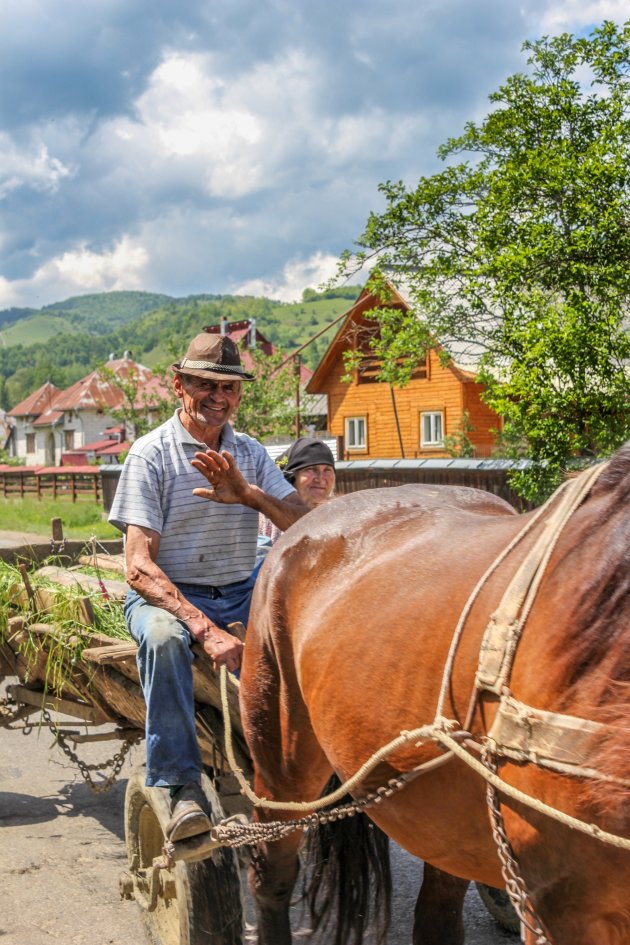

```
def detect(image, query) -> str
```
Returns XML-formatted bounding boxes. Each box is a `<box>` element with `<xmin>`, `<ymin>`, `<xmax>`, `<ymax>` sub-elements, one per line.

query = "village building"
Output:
<box><xmin>7</xmin><ymin>355</ymin><xmax>166</xmax><ymax>466</ymax></box>
<box><xmin>306</xmin><ymin>281</ymin><xmax>502</xmax><ymax>460</ymax></box>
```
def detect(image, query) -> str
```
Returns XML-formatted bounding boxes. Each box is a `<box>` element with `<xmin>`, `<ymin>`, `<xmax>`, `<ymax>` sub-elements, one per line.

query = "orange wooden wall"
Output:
<box><xmin>322</xmin><ymin>347</ymin><xmax>501</xmax><ymax>459</ymax></box>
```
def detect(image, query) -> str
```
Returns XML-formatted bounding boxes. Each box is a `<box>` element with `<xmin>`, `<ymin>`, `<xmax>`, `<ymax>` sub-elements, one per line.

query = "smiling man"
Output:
<box><xmin>109</xmin><ymin>331</ymin><xmax>307</xmax><ymax>842</ymax></box>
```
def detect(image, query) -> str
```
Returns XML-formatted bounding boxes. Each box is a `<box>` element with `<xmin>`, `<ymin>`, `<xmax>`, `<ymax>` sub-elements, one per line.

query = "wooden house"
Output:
<box><xmin>306</xmin><ymin>282</ymin><xmax>502</xmax><ymax>460</ymax></box>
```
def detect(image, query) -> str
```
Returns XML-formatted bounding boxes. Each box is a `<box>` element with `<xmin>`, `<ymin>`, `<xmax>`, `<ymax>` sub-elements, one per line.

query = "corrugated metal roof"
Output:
<box><xmin>32</xmin><ymin>409</ymin><xmax>64</xmax><ymax>428</ymax></box>
<box><xmin>7</xmin><ymin>381</ymin><xmax>61</xmax><ymax>418</ymax></box>
<box><xmin>95</xmin><ymin>440</ymin><xmax>130</xmax><ymax>455</ymax></box>
<box><xmin>335</xmin><ymin>457</ymin><xmax>532</xmax><ymax>470</ymax></box>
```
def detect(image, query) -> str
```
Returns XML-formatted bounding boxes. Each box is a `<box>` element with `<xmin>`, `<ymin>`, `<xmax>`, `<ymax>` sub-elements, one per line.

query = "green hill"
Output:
<box><xmin>0</xmin><ymin>286</ymin><xmax>362</xmax><ymax>409</ymax></box>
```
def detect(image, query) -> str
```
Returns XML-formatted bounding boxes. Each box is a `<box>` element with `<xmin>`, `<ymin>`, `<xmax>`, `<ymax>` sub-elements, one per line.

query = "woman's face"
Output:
<box><xmin>294</xmin><ymin>464</ymin><xmax>335</xmax><ymax>510</ymax></box>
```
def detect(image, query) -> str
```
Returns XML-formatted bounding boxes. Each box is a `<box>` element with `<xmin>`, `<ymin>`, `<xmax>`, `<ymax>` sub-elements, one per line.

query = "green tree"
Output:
<box><xmin>339</xmin><ymin>22</ymin><xmax>630</xmax><ymax>502</ymax></box>
<box><xmin>101</xmin><ymin>363</ymin><xmax>178</xmax><ymax>441</ymax></box>
<box><xmin>236</xmin><ymin>348</ymin><xmax>302</xmax><ymax>440</ymax></box>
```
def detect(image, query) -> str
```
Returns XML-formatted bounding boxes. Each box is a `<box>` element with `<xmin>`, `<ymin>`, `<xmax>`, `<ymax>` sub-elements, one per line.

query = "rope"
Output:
<box><xmin>437</xmin><ymin>732</ymin><xmax>630</xmax><ymax>853</ymax></box>
<box><xmin>435</xmin><ymin>491</ymin><xmax>561</xmax><ymax>723</ymax></box>
<box><xmin>220</xmin><ymin>665</ymin><xmax>459</xmax><ymax>811</ymax></box>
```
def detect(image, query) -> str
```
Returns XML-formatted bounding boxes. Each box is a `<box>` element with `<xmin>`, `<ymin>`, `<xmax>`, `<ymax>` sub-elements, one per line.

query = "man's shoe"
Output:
<box><xmin>165</xmin><ymin>782</ymin><xmax>212</xmax><ymax>842</ymax></box>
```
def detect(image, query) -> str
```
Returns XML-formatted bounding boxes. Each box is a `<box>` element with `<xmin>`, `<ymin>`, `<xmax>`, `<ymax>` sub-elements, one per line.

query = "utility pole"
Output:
<box><xmin>294</xmin><ymin>354</ymin><xmax>302</xmax><ymax>438</ymax></box>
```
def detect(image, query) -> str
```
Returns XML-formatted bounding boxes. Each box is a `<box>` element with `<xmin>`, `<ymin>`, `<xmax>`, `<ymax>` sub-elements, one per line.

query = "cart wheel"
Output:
<box><xmin>475</xmin><ymin>882</ymin><xmax>520</xmax><ymax>934</ymax></box>
<box><xmin>123</xmin><ymin>767</ymin><xmax>244</xmax><ymax>945</ymax></box>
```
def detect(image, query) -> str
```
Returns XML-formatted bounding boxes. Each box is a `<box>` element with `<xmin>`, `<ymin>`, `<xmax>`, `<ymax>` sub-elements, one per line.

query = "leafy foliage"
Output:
<box><xmin>236</xmin><ymin>348</ymin><xmax>304</xmax><ymax>440</ymax></box>
<box><xmin>339</xmin><ymin>22</ymin><xmax>630</xmax><ymax>501</ymax></box>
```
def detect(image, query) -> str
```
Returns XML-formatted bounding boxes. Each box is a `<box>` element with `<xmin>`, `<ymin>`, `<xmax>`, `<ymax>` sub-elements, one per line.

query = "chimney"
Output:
<box><xmin>220</xmin><ymin>316</ymin><xmax>227</xmax><ymax>337</ymax></box>
<box><xmin>109</xmin><ymin>352</ymin><xmax>115</xmax><ymax>361</ymax></box>
<box><xmin>248</xmin><ymin>318</ymin><xmax>256</xmax><ymax>348</ymax></box>
<box><xmin>123</xmin><ymin>350</ymin><xmax>131</xmax><ymax>359</ymax></box>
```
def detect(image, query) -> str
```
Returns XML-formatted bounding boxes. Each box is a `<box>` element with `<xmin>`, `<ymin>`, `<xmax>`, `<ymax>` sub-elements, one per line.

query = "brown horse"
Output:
<box><xmin>240</xmin><ymin>442</ymin><xmax>630</xmax><ymax>945</ymax></box>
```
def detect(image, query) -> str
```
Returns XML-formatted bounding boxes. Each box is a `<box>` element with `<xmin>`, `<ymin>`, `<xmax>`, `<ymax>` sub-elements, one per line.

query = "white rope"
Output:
<box><xmin>437</xmin><ymin>732</ymin><xmax>630</xmax><ymax>853</ymax></box>
<box><xmin>434</xmin><ymin>492</ymin><xmax>561</xmax><ymax>721</ymax></box>
<box><xmin>220</xmin><ymin>665</ymin><xmax>457</xmax><ymax>811</ymax></box>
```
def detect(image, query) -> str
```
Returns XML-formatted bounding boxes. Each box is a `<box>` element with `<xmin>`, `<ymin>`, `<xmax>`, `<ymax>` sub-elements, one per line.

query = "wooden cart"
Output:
<box><xmin>0</xmin><ymin>538</ymin><xmax>248</xmax><ymax>945</ymax></box>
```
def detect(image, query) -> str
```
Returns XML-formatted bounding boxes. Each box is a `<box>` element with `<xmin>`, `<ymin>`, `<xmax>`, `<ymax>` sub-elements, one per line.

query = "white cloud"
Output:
<box><xmin>0</xmin><ymin>236</ymin><xmax>149</xmax><ymax>308</ymax></box>
<box><xmin>233</xmin><ymin>252</ymin><xmax>341</xmax><ymax>302</ymax></box>
<box><xmin>0</xmin><ymin>133</ymin><xmax>75</xmax><ymax>199</ymax></box>
<box><xmin>530</xmin><ymin>0</ymin><xmax>629</xmax><ymax>31</ymax></box>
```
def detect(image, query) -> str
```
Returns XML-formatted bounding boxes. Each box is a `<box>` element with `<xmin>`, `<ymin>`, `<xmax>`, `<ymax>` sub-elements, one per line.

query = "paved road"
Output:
<box><xmin>0</xmin><ymin>676</ymin><xmax>517</xmax><ymax>944</ymax></box>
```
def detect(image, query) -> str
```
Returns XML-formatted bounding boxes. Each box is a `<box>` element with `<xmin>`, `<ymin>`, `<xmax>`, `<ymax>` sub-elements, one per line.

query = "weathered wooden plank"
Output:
<box><xmin>34</xmin><ymin>565</ymin><xmax>128</xmax><ymax>600</ymax></box>
<box><xmin>6</xmin><ymin>683</ymin><xmax>110</xmax><ymax>724</ymax></box>
<box><xmin>81</xmin><ymin>642</ymin><xmax>138</xmax><ymax>664</ymax></box>
<box><xmin>88</xmin><ymin>667</ymin><xmax>146</xmax><ymax>729</ymax></box>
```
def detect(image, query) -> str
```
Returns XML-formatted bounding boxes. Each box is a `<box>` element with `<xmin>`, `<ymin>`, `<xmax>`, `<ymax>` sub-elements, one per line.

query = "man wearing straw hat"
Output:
<box><xmin>109</xmin><ymin>331</ymin><xmax>307</xmax><ymax>841</ymax></box>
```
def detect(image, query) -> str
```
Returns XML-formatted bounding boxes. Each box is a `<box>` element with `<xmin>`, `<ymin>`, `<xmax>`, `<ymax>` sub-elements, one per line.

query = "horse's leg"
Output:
<box><xmin>413</xmin><ymin>863</ymin><xmax>468</xmax><ymax>945</ymax></box>
<box><xmin>248</xmin><ymin>832</ymin><xmax>303</xmax><ymax>945</ymax></box>
<box><xmin>241</xmin><ymin>606</ymin><xmax>332</xmax><ymax>945</ymax></box>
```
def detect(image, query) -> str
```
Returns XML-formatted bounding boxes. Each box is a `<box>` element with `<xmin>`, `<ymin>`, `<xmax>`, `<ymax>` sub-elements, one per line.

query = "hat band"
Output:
<box><xmin>179</xmin><ymin>358</ymin><xmax>245</xmax><ymax>374</ymax></box>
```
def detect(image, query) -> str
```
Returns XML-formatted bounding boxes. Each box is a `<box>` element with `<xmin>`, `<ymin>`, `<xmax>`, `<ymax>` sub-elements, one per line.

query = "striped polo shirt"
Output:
<box><xmin>109</xmin><ymin>410</ymin><xmax>295</xmax><ymax>585</ymax></box>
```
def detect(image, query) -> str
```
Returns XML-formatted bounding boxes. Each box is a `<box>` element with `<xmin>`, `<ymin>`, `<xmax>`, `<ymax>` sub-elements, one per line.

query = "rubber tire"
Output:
<box><xmin>475</xmin><ymin>883</ymin><xmax>520</xmax><ymax>934</ymax></box>
<box><xmin>125</xmin><ymin>766</ymin><xmax>244</xmax><ymax>945</ymax></box>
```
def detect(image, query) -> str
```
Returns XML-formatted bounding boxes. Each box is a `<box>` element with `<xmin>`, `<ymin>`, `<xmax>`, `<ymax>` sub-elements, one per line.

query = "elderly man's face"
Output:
<box><xmin>174</xmin><ymin>373</ymin><xmax>242</xmax><ymax>431</ymax></box>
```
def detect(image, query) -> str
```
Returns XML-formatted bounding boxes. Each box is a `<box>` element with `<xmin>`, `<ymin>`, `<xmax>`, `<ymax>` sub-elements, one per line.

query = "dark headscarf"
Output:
<box><xmin>280</xmin><ymin>438</ymin><xmax>335</xmax><ymax>484</ymax></box>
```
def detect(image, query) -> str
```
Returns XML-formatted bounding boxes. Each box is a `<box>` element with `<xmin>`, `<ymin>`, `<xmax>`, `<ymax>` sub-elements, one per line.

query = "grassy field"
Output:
<box><xmin>0</xmin><ymin>312</ymin><xmax>76</xmax><ymax>347</ymax></box>
<box><xmin>0</xmin><ymin>497</ymin><xmax>121</xmax><ymax>539</ymax></box>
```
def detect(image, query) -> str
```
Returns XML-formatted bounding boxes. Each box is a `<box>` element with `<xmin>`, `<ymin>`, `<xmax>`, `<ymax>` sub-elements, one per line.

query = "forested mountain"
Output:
<box><xmin>0</xmin><ymin>286</ymin><xmax>361</xmax><ymax>409</ymax></box>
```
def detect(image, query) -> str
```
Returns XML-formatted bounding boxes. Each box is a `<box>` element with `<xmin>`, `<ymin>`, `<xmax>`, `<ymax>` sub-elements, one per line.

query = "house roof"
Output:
<box><xmin>93</xmin><ymin>440</ymin><xmax>130</xmax><ymax>456</ymax></box>
<box><xmin>32</xmin><ymin>409</ymin><xmax>64</xmax><ymax>428</ymax></box>
<box><xmin>52</xmin><ymin>358</ymin><xmax>153</xmax><ymax>412</ymax></box>
<box><xmin>7</xmin><ymin>381</ymin><xmax>61</xmax><ymax>418</ymax></box>
<box><xmin>306</xmin><ymin>280</ymin><xmax>485</xmax><ymax>394</ymax></box>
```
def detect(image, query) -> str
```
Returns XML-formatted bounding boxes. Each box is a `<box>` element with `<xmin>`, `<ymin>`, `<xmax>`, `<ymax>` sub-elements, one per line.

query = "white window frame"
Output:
<box><xmin>345</xmin><ymin>416</ymin><xmax>367</xmax><ymax>452</ymax></box>
<box><xmin>420</xmin><ymin>411</ymin><xmax>444</xmax><ymax>448</ymax></box>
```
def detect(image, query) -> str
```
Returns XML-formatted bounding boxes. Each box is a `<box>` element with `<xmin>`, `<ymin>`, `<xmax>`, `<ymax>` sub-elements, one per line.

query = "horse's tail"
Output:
<box><xmin>301</xmin><ymin>774</ymin><xmax>392</xmax><ymax>945</ymax></box>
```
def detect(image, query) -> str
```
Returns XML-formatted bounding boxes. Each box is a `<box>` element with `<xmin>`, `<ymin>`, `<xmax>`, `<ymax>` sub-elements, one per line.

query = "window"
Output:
<box><xmin>64</xmin><ymin>430</ymin><xmax>75</xmax><ymax>450</ymax></box>
<box><xmin>26</xmin><ymin>433</ymin><xmax>36</xmax><ymax>454</ymax></box>
<box><xmin>420</xmin><ymin>411</ymin><xmax>444</xmax><ymax>447</ymax></box>
<box><xmin>345</xmin><ymin>416</ymin><xmax>367</xmax><ymax>451</ymax></box>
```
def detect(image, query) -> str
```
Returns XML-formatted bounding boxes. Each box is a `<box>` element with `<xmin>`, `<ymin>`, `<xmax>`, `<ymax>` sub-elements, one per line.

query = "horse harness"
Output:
<box><xmin>190</xmin><ymin>459</ymin><xmax>623</xmax><ymax>944</ymax></box>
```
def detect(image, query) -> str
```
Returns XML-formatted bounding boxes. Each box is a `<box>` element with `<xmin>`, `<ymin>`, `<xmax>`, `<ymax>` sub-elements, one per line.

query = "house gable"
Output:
<box><xmin>306</xmin><ymin>281</ymin><xmax>501</xmax><ymax>459</ymax></box>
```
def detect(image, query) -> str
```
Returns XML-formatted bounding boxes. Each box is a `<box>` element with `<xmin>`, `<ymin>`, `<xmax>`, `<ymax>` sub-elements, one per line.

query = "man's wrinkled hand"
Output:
<box><xmin>188</xmin><ymin>614</ymin><xmax>244</xmax><ymax>673</ymax></box>
<box><xmin>191</xmin><ymin>449</ymin><xmax>252</xmax><ymax>505</ymax></box>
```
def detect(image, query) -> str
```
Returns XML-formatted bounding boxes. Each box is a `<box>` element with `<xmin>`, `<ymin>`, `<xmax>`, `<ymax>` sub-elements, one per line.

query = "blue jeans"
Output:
<box><xmin>125</xmin><ymin>570</ymin><xmax>258</xmax><ymax>788</ymax></box>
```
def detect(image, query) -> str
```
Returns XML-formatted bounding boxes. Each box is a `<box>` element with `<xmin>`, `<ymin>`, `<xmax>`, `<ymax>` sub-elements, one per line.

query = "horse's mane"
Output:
<box><xmin>555</xmin><ymin>443</ymin><xmax>630</xmax><ymax>818</ymax></box>
<box><xmin>559</xmin><ymin>443</ymin><xmax>630</xmax><ymax>692</ymax></box>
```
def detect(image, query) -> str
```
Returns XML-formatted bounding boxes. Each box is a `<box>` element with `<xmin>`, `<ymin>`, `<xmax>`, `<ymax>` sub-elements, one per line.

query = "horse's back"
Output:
<box><xmin>248</xmin><ymin>484</ymin><xmax>521</xmax><ymax>746</ymax></box>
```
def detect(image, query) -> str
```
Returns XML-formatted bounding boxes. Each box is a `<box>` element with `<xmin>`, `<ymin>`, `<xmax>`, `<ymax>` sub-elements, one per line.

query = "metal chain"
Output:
<box><xmin>481</xmin><ymin>744</ymin><xmax>551</xmax><ymax>945</ymax></box>
<box><xmin>210</xmin><ymin>774</ymin><xmax>412</xmax><ymax>849</ymax></box>
<box><xmin>42</xmin><ymin>708</ymin><xmax>140</xmax><ymax>794</ymax></box>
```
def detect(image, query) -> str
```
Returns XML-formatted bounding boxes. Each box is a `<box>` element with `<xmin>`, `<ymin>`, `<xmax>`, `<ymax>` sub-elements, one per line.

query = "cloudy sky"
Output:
<box><xmin>0</xmin><ymin>0</ymin><xmax>626</xmax><ymax>309</ymax></box>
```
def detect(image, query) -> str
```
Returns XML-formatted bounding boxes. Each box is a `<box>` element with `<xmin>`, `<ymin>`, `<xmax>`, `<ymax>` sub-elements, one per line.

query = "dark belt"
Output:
<box><xmin>176</xmin><ymin>579</ymin><xmax>249</xmax><ymax>600</ymax></box>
